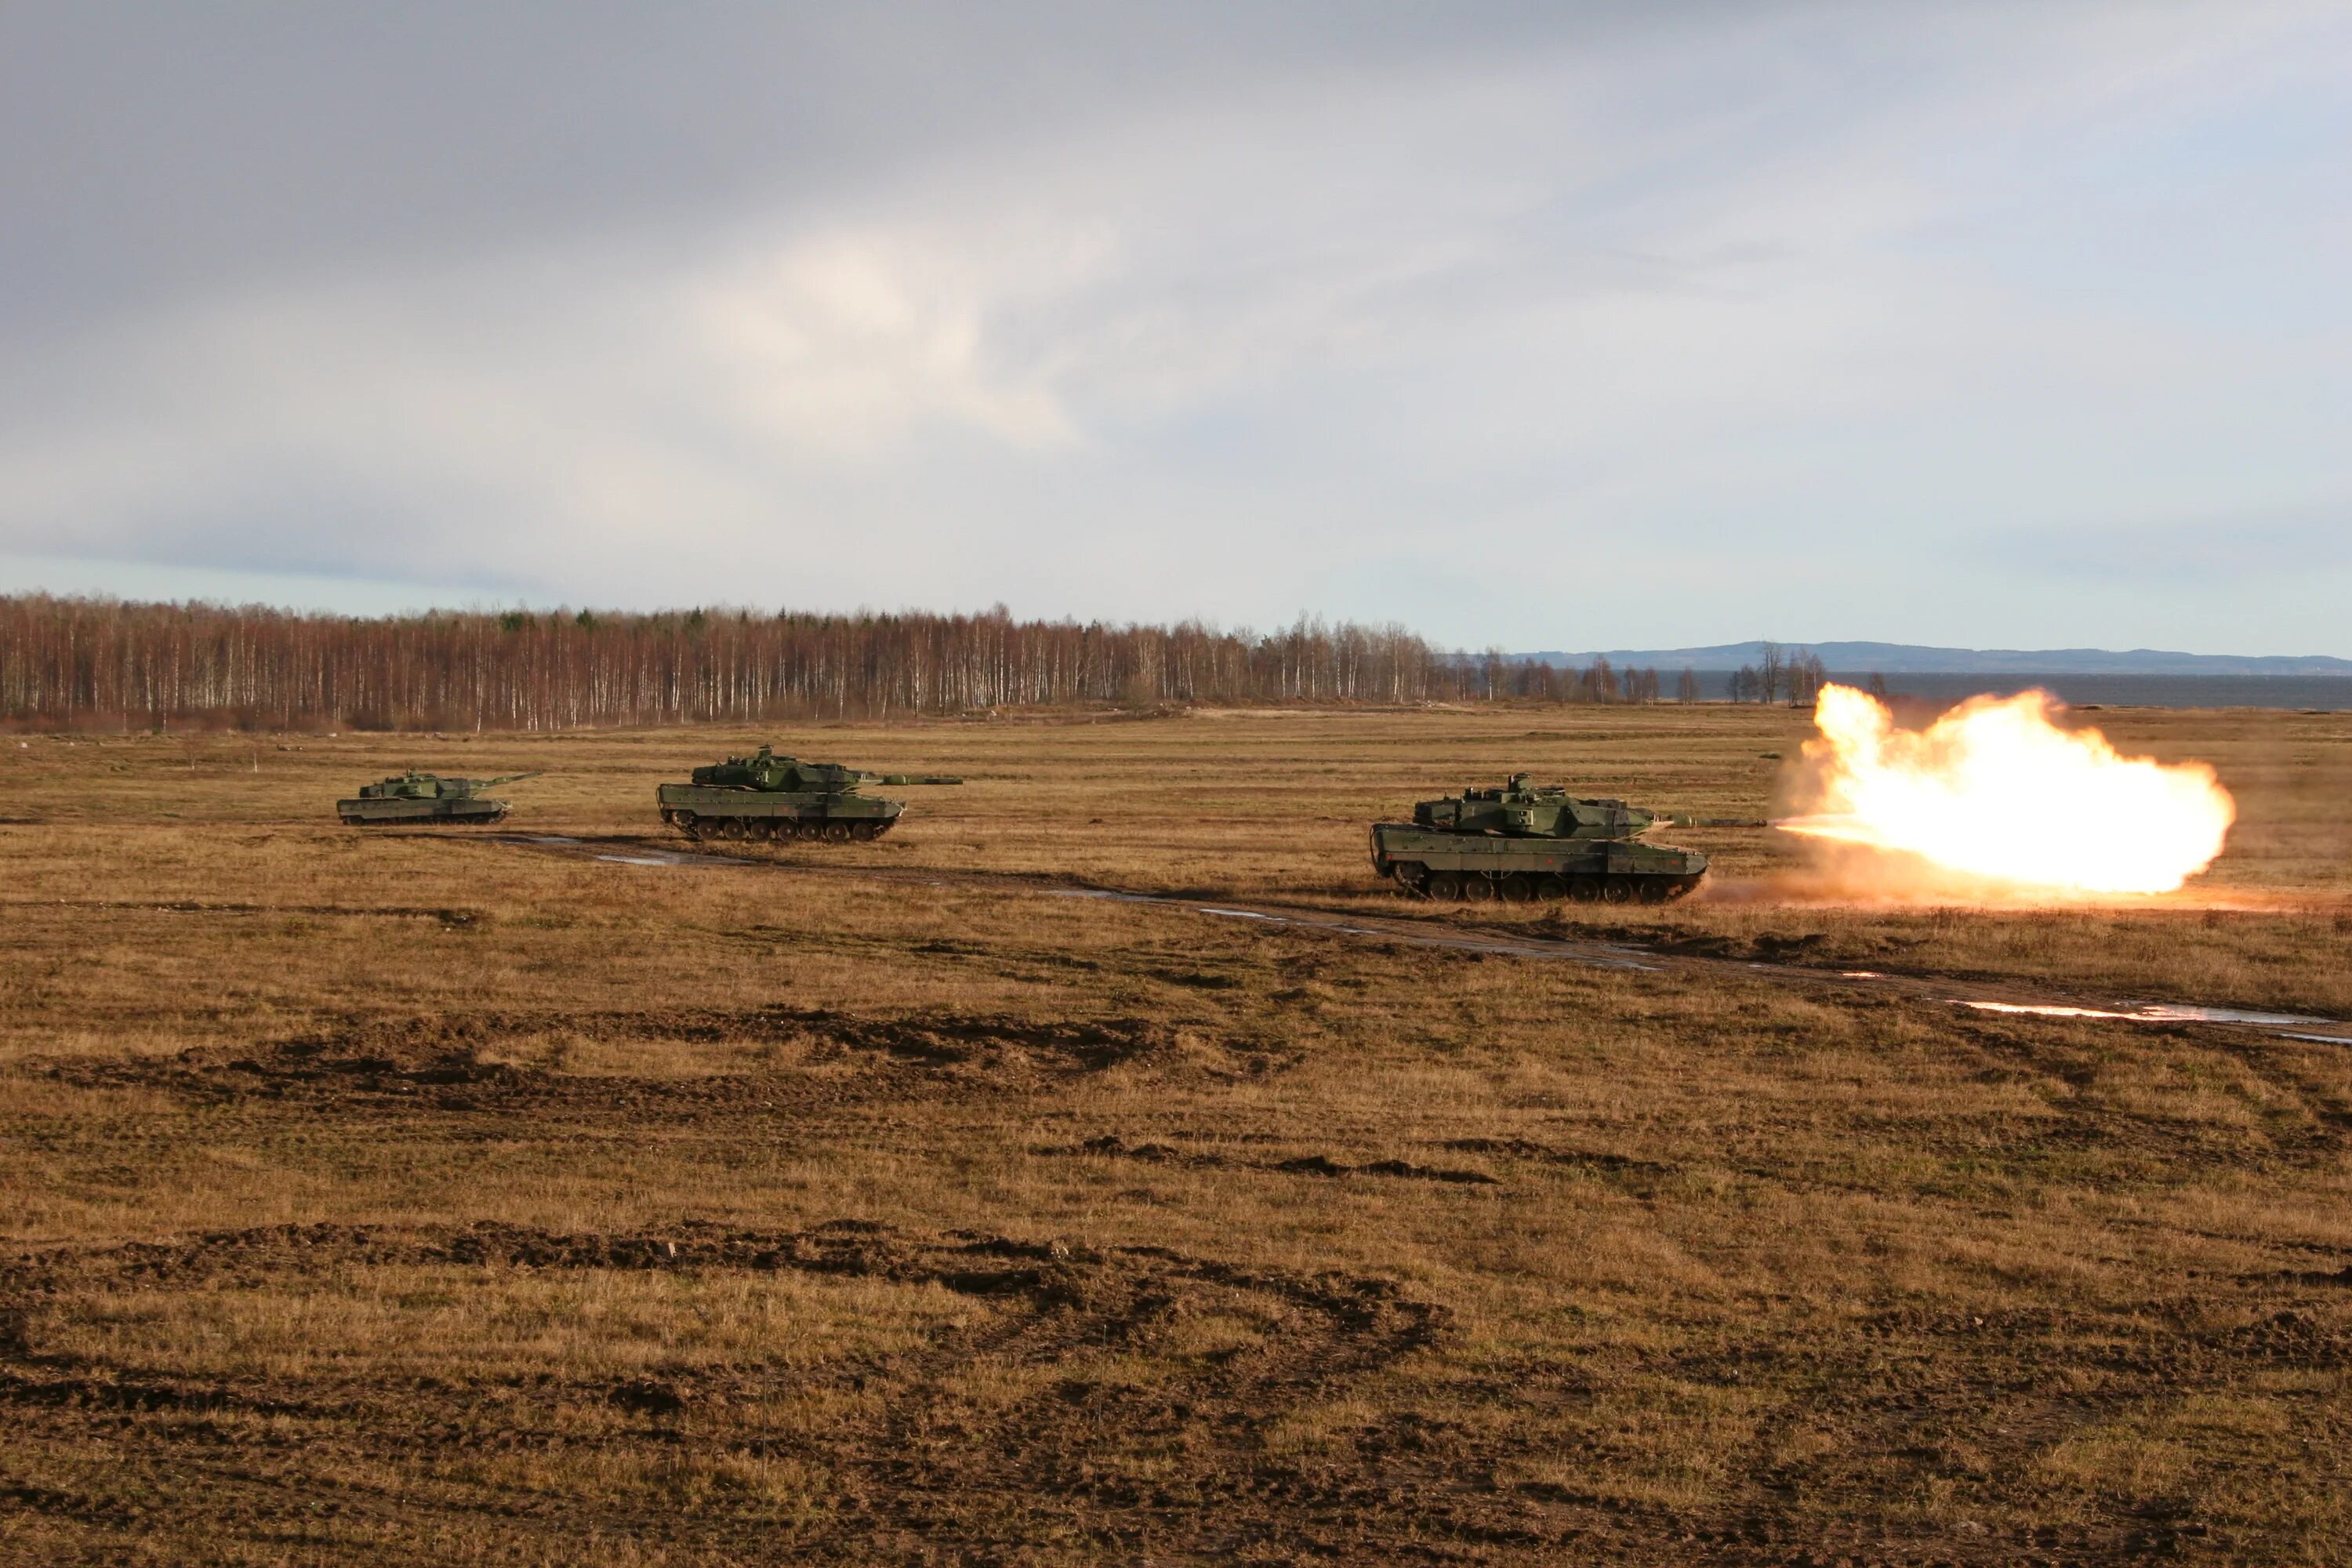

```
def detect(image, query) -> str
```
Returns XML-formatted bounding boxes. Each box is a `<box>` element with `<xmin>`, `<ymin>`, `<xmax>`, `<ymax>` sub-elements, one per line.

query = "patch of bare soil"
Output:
<box><xmin>1049</xmin><ymin>1134</ymin><xmax>1501</xmax><ymax>1185</ymax></box>
<box><xmin>1439</xmin><ymin>1137</ymin><xmax>1676</xmax><ymax>1178</ymax></box>
<box><xmin>35</xmin><ymin>1005</ymin><xmax>1280</xmax><ymax>1119</ymax></box>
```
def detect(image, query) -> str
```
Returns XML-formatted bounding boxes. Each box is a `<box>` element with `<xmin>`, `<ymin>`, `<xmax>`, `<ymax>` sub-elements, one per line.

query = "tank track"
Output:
<box><xmin>339</xmin><ymin>808</ymin><xmax>510</xmax><ymax>826</ymax></box>
<box><xmin>1396</xmin><ymin>867</ymin><xmax>1700</xmax><ymax>906</ymax></box>
<box><xmin>662</xmin><ymin>811</ymin><xmax>895</xmax><ymax>846</ymax></box>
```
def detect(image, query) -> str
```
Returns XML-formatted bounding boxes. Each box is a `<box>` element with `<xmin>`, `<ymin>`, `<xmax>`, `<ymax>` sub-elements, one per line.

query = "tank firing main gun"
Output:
<box><xmin>1373</xmin><ymin>771</ymin><xmax>1725</xmax><ymax>903</ymax></box>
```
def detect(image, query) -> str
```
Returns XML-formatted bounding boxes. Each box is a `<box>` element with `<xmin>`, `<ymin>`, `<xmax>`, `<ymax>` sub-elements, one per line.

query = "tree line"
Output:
<box><xmin>0</xmin><ymin>595</ymin><xmax>1695</xmax><ymax>731</ymax></box>
<box><xmin>1726</xmin><ymin>641</ymin><xmax>1839</xmax><ymax>704</ymax></box>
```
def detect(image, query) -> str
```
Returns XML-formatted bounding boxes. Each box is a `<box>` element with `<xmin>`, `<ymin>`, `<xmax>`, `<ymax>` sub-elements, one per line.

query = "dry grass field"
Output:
<box><xmin>3</xmin><ymin>703</ymin><xmax>2349</xmax><ymax>1565</ymax></box>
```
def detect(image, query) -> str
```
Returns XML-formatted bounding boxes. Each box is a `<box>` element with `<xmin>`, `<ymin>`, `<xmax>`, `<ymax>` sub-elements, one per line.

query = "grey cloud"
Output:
<box><xmin>0</xmin><ymin>2</ymin><xmax>1671</xmax><ymax>336</ymax></box>
<box><xmin>3</xmin><ymin>2</ymin><xmax>2350</xmax><ymax>655</ymax></box>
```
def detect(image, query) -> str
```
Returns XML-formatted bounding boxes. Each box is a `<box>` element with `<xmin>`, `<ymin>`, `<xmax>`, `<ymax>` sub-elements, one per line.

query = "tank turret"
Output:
<box><xmin>657</xmin><ymin>746</ymin><xmax>962</xmax><ymax>844</ymax></box>
<box><xmin>1410</xmin><ymin>772</ymin><xmax>1679</xmax><ymax>841</ymax></box>
<box><xmin>339</xmin><ymin>770</ymin><xmax>541</xmax><ymax>825</ymax></box>
<box><xmin>1372</xmin><ymin>774</ymin><xmax>1732</xmax><ymax>904</ymax></box>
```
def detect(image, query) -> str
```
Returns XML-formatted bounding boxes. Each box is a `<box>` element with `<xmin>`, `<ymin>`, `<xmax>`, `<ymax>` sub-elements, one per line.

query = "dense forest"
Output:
<box><xmin>0</xmin><ymin>595</ymin><xmax>1677</xmax><ymax>731</ymax></box>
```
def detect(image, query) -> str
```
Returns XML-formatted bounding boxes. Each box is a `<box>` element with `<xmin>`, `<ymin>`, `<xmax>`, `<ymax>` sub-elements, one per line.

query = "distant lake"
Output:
<box><xmin>1675</xmin><ymin>672</ymin><xmax>2352</xmax><ymax>710</ymax></box>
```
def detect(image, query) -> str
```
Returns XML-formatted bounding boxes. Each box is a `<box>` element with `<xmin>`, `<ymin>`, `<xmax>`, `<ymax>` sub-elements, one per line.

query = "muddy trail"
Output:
<box><xmin>7</xmin><ymin>1219</ymin><xmax>2344</xmax><ymax>1565</ymax></box>
<box><xmin>490</xmin><ymin>833</ymin><xmax>2352</xmax><ymax>1048</ymax></box>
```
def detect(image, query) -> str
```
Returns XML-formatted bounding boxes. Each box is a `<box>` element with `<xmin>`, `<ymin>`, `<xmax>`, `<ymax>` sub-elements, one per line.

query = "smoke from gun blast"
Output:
<box><xmin>1772</xmin><ymin>684</ymin><xmax>2235</xmax><ymax>898</ymax></box>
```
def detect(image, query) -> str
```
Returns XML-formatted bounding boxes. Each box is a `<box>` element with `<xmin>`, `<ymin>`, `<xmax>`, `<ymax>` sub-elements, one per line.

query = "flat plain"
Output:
<box><xmin>2</xmin><ymin>702</ymin><xmax>2349</xmax><ymax>1566</ymax></box>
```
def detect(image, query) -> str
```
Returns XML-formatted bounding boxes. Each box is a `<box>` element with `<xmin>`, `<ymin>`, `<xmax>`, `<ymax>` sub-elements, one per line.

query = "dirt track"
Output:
<box><xmin>492</xmin><ymin>833</ymin><xmax>2352</xmax><ymax>1047</ymax></box>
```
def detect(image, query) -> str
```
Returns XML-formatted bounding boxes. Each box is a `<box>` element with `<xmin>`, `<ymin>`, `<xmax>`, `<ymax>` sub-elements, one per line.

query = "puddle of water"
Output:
<box><xmin>1960</xmin><ymin>1000</ymin><xmax>2137</xmax><ymax>1022</ymax></box>
<box><xmin>1958</xmin><ymin>997</ymin><xmax>2351</xmax><ymax>1045</ymax></box>
<box><xmin>2125</xmin><ymin>1003</ymin><xmax>2340</xmax><ymax>1028</ymax></box>
<box><xmin>1962</xmin><ymin>998</ymin><xmax>2347</xmax><ymax>1030</ymax></box>
<box><xmin>501</xmin><ymin>833</ymin><xmax>746</xmax><ymax>869</ymax></box>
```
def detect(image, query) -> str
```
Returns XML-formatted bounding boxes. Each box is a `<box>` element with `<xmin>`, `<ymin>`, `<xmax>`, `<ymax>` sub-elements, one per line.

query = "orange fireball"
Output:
<box><xmin>1776</xmin><ymin>684</ymin><xmax>2234</xmax><ymax>895</ymax></box>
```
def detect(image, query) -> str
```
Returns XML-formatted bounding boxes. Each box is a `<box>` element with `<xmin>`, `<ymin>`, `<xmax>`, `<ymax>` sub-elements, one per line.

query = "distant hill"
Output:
<box><xmin>1516</xmin><ymin>641</ymin><xmax>2352</xmax><ymax>676</ymax></box>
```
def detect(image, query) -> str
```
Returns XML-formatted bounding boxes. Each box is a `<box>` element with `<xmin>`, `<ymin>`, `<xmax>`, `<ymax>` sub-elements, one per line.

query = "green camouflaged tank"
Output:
<box><xmin>1370</xmin><ymin>772</ymin><xmax>1735</xmax><ymax>904</ymax></box>
<box><xmin>656</xmin><ymin>746</ymin><xmax>961</xmax><ymax>844</ymax></box>
<box><xmin>337</xmin><ymin>770</ymin><xmax>540</xmax><ymax>826</ymax></box>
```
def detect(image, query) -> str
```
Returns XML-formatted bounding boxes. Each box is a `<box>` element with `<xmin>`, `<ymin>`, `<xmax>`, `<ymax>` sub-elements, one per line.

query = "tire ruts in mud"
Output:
<box><xmin>0</xmin><ymin>1219</ymin><xmax>1454</xmax><ymax>1561</ymax></box>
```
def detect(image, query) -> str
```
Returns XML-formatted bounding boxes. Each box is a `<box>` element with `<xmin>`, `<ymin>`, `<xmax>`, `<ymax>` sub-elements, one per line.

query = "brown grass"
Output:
<box><xmin>1</xmin><ymin>705</ymin><xmax>2348</xmax><ymax>1564</ymax></box>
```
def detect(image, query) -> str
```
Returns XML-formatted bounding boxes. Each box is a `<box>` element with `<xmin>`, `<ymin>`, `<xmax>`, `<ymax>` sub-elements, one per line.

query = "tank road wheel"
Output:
<box><xmin>1566</xmin><ymin>877</ymin><xmax>1600</xmax><ymax>903</ymax></box>
<box><xmin>1537</xmin><ymin>874</ymin><xmax>1569</xmax><ymax>902</ymax></box>
<box><xmin>1599</xmin><ymin>879</ymin><xmax>1632</xmax><ymax>904</ymax></box>
<box><xmin>717</xmin><ymin>817</ymin><xmax>749</xmax><ymax>841</ymax></box>
<box><xmin>1426</xmin><ymin>871</ymin><xmax>1464</xmax><ymax>901</ymax></box>
<box><xmin>822</xmin><ymin>822</ymin><xmax>853</xmax><ymax>844</ymax></box>
<box><xmin>1461</xmin><ymin>875</ymin><xmax>1496</xmax><ymax>904</ymax></box>
<box><xmin>1498</xmin><ymin>873</ymin><xmax>1535</xmax><ymax>904</ymax></box>
<box><xmin>745</xmin><ymin>819</ymin><xmax>775</xmax><ymax>843</ymax></box>
<box><xmin>850</xmin><ymin>821</ymin><xmax>881</xmax><ymax>841</ymax></box>
<box><xmin>1637</xmin><ymin>879</ymin><xmax>1670</xmax><ymax>904</ymax></box>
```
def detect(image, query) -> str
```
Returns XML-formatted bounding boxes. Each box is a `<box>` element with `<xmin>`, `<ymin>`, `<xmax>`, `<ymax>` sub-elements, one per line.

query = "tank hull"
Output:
<box><xmin>656</xmin><ymin>784</ymin><xmax>905</xmax><ymax>844</ymax></box>
<box><xmin>1370</xmin><ymin>822</ymin><xmax>1705</xmax><ymax>904</ymax></box>
<box><xmin>337</xmin><ymin>797</ymin><xmax>511</xmax><ymax>826</ymax></box>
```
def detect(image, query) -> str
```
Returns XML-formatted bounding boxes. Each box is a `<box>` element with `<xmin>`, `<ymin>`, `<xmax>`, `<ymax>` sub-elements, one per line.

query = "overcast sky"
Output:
<box><xmin>3</xmin><ymin>2</ymin><xmax>2347</xmax><ymax>653</ymax></box>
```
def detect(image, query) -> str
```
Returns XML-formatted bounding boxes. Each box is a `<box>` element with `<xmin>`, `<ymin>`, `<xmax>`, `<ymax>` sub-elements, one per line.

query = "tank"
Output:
<box><xmin>1370</xmin><ymin>772</ymin><xmax>1726</xmax><ymax>904</ymax></box>
<box><xmin>337</xmin><ymin>770</ymin><xmax>541</xmax><ymax>826</ymax></box>
<box><xmin>656</xmin><ymin>746</ymin><xmax>962</xmax><ymax>844</ymax></box>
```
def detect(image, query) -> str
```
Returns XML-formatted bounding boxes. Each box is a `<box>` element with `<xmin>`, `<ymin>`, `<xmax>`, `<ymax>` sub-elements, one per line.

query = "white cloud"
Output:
<box><xmin>690</xmin><ymin>228</ymin><xmax>1094</xmax><ymax>455</ymax></box>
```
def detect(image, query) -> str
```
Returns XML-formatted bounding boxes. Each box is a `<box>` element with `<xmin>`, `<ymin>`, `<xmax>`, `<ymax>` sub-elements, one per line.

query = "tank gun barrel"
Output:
<box><xmin>480</xmin><ymin>771</ymin><xmax>543</xmax><ymax>789</ymax></box>
<box><xmin>873</xmin><ymin>774</ymin><xmax>963</xmax><ymax>786</ymax></box>
<box><xmin>1656</xmin><ymin>812</ymin><xmax>1766</xmax><ymax>827</ymax></box>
